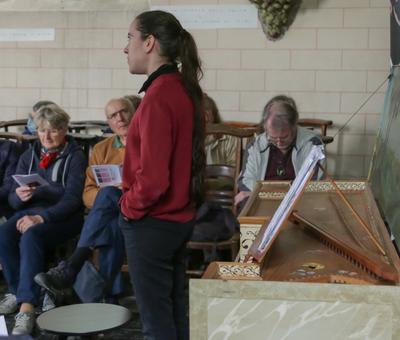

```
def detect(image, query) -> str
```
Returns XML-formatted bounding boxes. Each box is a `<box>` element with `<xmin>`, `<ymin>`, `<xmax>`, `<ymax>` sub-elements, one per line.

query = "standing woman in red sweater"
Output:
<box><xmin>120</xmin><ymin>10</ymin><xmax>205</xmax><ymax>340</ymax></box>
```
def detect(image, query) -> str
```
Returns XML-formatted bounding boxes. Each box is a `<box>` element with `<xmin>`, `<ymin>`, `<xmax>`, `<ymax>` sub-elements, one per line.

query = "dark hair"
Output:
<box><xmin>32</xmin><ymin>100</ymin><xmax>55</xmax><ymax>113</ymax></box>
<box><xmin>135</xmin><ymin>10</ymin><xmax>205</xmax><ymax>206</ymax></box>
<box><xmin>259</xmin><ymin>95</ymin><xmax>299</xmax><ymax>133</ymax></box>
<box><xmin>203</xmin><ymin>93</ymin><xmax>222</xmax><ymax>124</ymax></box>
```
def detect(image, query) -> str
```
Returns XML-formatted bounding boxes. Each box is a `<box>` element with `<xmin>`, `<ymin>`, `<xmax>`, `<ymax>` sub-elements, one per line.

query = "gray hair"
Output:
<box><xmin>34</xmin><ymin>103</ymin><xmax>70</xmax><ymax>130</ymax></box>
<box><xmin>260</xmin><ymin>95</ymin><xmax>299</xmax><ymax>131</ymax></box>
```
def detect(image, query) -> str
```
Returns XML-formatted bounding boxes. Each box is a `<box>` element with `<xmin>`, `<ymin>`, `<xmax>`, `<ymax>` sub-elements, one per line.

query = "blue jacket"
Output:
<box><xmin>0</xmin><ymin>140</ymin><xmax>22</xmax><ymax>217</ymax></box>
<box><xmin>8</xmin><ymin>136</ymin><xmax>87</xmax><ymax>222</ymax></box>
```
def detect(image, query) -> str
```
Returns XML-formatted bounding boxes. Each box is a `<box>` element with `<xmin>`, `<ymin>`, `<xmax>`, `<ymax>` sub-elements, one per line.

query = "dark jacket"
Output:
<box><xmin>8</xmin><ymin>136</ymin><xmax>87</xmax><ymax>222</ymax></box>
<box><xmin>0</xmin><ymin>140</ymin><xmax>22</xmax><ymax>217</ymax></box>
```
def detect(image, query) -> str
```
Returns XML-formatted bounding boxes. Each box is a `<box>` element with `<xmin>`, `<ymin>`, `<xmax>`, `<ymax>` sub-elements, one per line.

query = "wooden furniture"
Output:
<box><xmin>69</xmin><ymin>120</ymin><xmax>109</xmax><ymax>134</ymax></box>
<box><xmin>0</xmin><ymin>119</ymin><xmax>27</xmax><ymax>132</ymax></box>
<box><xmin>225</xmin><ymin>118</ymin><xmax>334</xmax><ymax>144</ymax></box>
<box><xmin>204</xmin><ymin>180</ymin><xmax>400</xmax><ymax>285</ymax></box>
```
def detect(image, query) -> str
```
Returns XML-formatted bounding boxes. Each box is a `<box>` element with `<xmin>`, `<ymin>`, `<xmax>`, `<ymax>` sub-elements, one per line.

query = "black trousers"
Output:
<box><xmin>119</xmin><ymin>215</ymin><xmax>194</xmax><ymax>340</ymax></box>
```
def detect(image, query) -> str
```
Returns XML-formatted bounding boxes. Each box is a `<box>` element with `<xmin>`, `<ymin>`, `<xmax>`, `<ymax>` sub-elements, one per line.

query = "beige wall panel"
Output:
<box><xmin>341</xmin><ymin>92</ymin><xmax>386</xmax><ymax>114</ymax></box>
<box><xmin>266</xmin><ymin>70</ymin><xmax>315</xmax><ymax>91</ymax></box>
<box><xmin>240</xmin><ymin>91</ymin><xmax>286</xmax><ymax>113</ymax></box>
<box><xmin>344</xmin><ymin>8</ymin><xmax>390</xmax><ymax>28</ymax></box>
<box><xmin>369</xmin><ymin>28</ymin><xmax>390</xmax><ymax>49</ymax></box>
<box><xmin>291</xmin><ymin>50</ymin><xmax>341</xmax><ymax>70</ymax></box>
<box><xmin>218</xmin><ymin>29</ymin><xmax>267</xmax><ymax>49</ymax></box>
<box><xmin>65</xmin><ymin>29</ymin><xmax>113</xmax><ymax>49</ymax></box>
<box><xmin>17</xmin><ymin>68</ymin><xmax>64</xmax><ymax>88</ymax></box>
<box><xmin>88</xmin><ymin>49</ymin><xmax>126</xmax><ymax>68</ymax></box>
<box><xmin>241</xmin><ymin>50</ymin><xmax>290</xmax><ymax>69</ymax></box>
<box><xmin>293</xmin><ymin>9</ymin><xmax>343</xmax><ymax>28</ymax></box>
<box><xmin>200</xmin><ymin>69</ymin><xmax>217</xmax><ymax>91</ymax></box>
<box><xmin>317</xmin><ymin>29</ymin><xmax>368</xmax><ymax>49</ymax></box>
<box><xmin>343</xmin><ymin>50</ymin><xmax>390</xmax><ymax>70</ymax></box>
<box><xmin>367</xmin><ymin>71</ymin><xmax>391</xmax><ymax>92</ymax></box>
<box><xmin>316</xmin><ymin>71</ymin><xmax>367</xmax><ymax>92</ymax></box>
<box><xmin>264</xmin><ymin>29</ymin><xmax>317</xmax><ymax>49</ymax></box>
<box><xmin>0</xmin><ymin>50</ymin><xmax>40</xmax><ymax>67</ymax></box>
<box><xmin>318</xmin><ymin>0</ymin><xmax>369</xmax><ymax>8</ymax></box>
<box><xmin>0</xmin><ymin>68</ymin><xmax>17</xmax><ymax>87</ymax></box>
<box><xmin>293</xmin><ymin>92</ymin><xmax>341</xmax><ymax>113</ymax></box>
<box><xmin>41</xmin><ymin>49</ymin><xmax>88</xmax><ymax>68</ymax></box>
<box><xmin>201</xmin><ymin>50</ymin><xmax>241</xmax><ymax>69</ymax></box>
<box><xmin>217</xmin><ymin>70</ymin><xmax>265</xmax><ymax>91</ymax></box>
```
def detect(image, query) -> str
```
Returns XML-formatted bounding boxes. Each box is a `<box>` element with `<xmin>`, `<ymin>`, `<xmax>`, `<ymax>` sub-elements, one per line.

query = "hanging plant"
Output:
<box><xmin>249</xmin><ymin>0</ymin><xmax>303</xmax><ymax>41</ymax></box>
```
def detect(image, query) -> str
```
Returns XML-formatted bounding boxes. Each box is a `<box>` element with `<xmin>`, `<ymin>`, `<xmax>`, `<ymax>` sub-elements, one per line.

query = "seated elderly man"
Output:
<box><xmin>35</xmin><ymin>96</ymin><xmax>141</xmax><ymax>305</ymax></box>
<box><xmin>235</xmin><ymin>95</ymin><xmax>325</xmax><ymax>207</ymax></box>
<box><xmin>0</xmin><ymin>140</ymin><xmax>22</xmax><ymax>220</ymax></box>
<box><xmin>0</xmin><ymin>104</ymin><xmax>87</xmax><ymax>335</ymax></box>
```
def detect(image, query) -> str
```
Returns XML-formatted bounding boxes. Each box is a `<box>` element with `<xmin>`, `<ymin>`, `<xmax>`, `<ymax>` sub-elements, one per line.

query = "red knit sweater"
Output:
<box><xmin>120</xmin><ymin>72</ymin><xmax>195</xmax><ymax>222</ymax></box>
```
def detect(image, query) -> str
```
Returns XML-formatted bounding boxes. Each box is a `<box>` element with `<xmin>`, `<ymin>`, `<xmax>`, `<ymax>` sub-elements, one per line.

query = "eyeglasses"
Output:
<box><xmin>267</xmin><ymin>132</ymin><xmax>293</xmax><ymax>144</ymax></box>
<box><xmin>107</xmin><ymin>108</ymin><xmax>129</xmax><ymax>121</ymax></box>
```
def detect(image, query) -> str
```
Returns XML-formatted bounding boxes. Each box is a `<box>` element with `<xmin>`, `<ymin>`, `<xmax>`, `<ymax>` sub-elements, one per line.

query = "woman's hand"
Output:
<box><xmin>16</xmin><ymin>215</ymin><xmax>44</xmax><ymax>233</ymax></box>
<box><xmin>234</xmin><ymin>191</ymin><xmax>251</xmax><ymax>206</ymax></box>
<box><xmin>16</xmin><ymin>185</ymin><xmax>37</xmax><ymax>202</ymax></box>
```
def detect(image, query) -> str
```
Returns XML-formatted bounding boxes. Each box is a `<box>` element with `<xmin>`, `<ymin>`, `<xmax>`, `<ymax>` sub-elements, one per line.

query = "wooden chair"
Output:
<box><xmin>0</xmin><ymin>119</ymin><xmax>27</xmax><ymax>132</ymax></box>
<box><xmin>186</xmin><ymin>124</ymin><xmax>255</xmax><ymax>277</ymax></box>
<box><xmin>225</xmin><ymin>119</ymin><xmax>334</xmax><ymax>144</ymax></box>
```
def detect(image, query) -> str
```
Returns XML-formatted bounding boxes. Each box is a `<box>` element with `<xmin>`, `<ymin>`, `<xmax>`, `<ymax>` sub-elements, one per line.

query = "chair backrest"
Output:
<box><xmin>0</xmin><ymin>119</ymin><xmax>28</xmax><ymax>132</ymax></box>
<box><xmin>205</xmin><ymin>123</ymin><xmax>256</xmax><ymax>213</ymax></box>
<box><xmin>205</xmin><ymin>164</ymin><xmax>236</xmax><ymax>210</ymax></box>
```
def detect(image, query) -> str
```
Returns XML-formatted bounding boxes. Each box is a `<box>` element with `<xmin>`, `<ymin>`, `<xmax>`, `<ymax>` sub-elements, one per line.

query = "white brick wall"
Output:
<box><xmin>0</xmin><ymin>0</ymin><xmax>391</xmax><ymax>179</ymax></box>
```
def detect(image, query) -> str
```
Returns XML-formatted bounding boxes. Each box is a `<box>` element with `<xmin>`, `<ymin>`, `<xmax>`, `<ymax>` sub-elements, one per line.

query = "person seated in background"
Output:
<box><xmin>0</xmin><ymin>104</ymin><xmax>87</xmax><ymax>335</ymax></box>
<box><xmin>23</xmin><ymin>100</ymin><xmax>55</xmax><ymax>135</ymax></box>
<box><xmin>0</xmin><ymin>140</ymin><xmax>22</xmax><ymax>221</ymax></box>
<box><xmin>204</xmin><ymin>93</ymin><xmax>237</xmax><ymax>168</ymax></box>
<box><xmin>235</xmin><ymin>95</ymin><xmax>325</xmax><ymax>207</ymax></box>
<box><xmin>35</xmin><ymin>96</ymin><xmax>141</xmax><ymax>305</ymax></box>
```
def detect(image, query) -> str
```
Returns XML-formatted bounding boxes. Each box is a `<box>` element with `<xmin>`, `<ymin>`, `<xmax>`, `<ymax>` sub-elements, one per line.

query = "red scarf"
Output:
<box><xmin>39</xmin><ymin>142</ymin><xmax>66</xmax><ymax>169</ymax></box>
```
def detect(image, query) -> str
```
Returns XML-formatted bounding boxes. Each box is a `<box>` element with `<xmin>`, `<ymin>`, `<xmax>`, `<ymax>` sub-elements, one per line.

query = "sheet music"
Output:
<box><xmin>258</xmin><ymin>145</ymin><xmax>326</xmax><ymax>252</ymax></box>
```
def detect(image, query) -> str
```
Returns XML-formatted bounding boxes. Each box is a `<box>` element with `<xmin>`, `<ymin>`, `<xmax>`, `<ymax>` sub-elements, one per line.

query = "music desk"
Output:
<box><xmin>37</xmin><ymin>303</ymin><xmax>131</xmax><ymax>339</ymax></box>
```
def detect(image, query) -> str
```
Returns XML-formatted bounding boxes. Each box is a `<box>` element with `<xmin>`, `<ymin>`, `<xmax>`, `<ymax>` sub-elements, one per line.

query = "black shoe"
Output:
<box><xmin>34</xmin><ymin>261</ymin><xmax>76</xmax><ymax>306</ymax></box>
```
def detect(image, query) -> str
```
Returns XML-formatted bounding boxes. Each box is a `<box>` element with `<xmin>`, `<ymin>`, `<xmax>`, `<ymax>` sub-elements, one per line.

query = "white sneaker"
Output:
<box><xmin>12</xmin><ymin>311</ymin><xmax>35</xmax><ymax>335</ymax></box>
<box><xmin>0</xmin><ymin>294</ymin><xmax>18</xmax><ymax>314</ymax></box>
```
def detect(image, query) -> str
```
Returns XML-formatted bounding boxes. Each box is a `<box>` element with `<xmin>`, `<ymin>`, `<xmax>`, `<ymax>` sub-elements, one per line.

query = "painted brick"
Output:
<box><xmin>343</xmin><ymin>50</ymin><xmax>389</xmax><ymax>71</ymax></box>
<box><xmin>65</xmin><ymin>29</ymin><xmax>113</xmax><ymax>49</ymax></box>
<box><xmin>0</xmin><ymin>50</ymin><xmax>40</xmax><ymax>67</ymax></box>
<box><xmin>112</xmin><ymin>69</ymin><xmax>146</xmax><ymax>90</ymax></box>
<box><xmin>41</xmin><ymin>49</ymin><xmax>89</xmax><ymax>68</ymax></box>
<box><xmin>369</xmin><ymin>29</ymin><xmax>390</xmax><ymax>49</ymax></box>
<box><xmin>0</xmin><ymin>12</ymin><xmax>67</xmax><ymax>28</ymax></box>
<box><xmin>89</xmin><ymin>49</ymin><xmax>126</xmax><ymax>68</ymax></box>
<box><xmin>341</xmin><ymin>92</ymin><xmax>385</xmax><ymax>114</ymax></box>
<box><xmin>220</xmin><ymin>110</ymin><xmax>260</xmax><ymax>122</ymax></box>
<box><xmin>344</xmin><ymin>8</ymin><xmax>390</xmax><ymax>28</ymax></box>
<box><xmin>318</xmin><ymin>0</ymin><xmax>369</xmax><ymax>8</ymax></box>
<box><xmin>327</xmin><ymin>113</ymin><xmax>366</xmax><ymax>134</ymax></box>
<box><xmin>316</xmin><ymin>71</ymin><xmax>367</xmax><ymax>92</ymax></box>
<box><xmin>292</xmin><ymin>9</ymin><xmax>343</xmax><ymax>28</ymax></box>
<box><xmin>266</xmin><ymin>70</ymin><xmax>315</xmax><ymax>91</ymax></box>
<box><xmin>200</xmin><ymin>70</ymin><xmax>217</xmax><ymax>91</ymax></box>
<box><xmin>205</xmin><ymin>91</ymin><xmax>240</xmax><ymax>111</ymax></box>
<box><xmin>317</xmin><ymin>29</ymin><xmax>368</xmax><ymax>49</ymax></box>
<box><xmin>328</xmin><ymin>154</ymin><xmax>366</xmax><ymax>179</ymax></box>
<box><xmin>240</xmin><ymin>91</ymin><xmax>283</xmax><ymax>112</ymax></box>
<box><xmin>370</xmin><ymin>0</ymin><xmax>391</xmax><ymax>7</ymax></box>
<box><xmin>292</xmin><ymin>50</ymin><xmax>341</xmax><ymax>70</ymax></box>
<box><xmin>294</xmin><ymin>92</ymin><xmax>341</xmax><ymax>113</ymax></box>
<box><xmin>88</xmin><ymin>89</ymin><xmax>132</xmax><ymax>108</ymax></box>
<box><xmin>0</xmin><ymin>88</ymin><xmax>40</xmax><ymax>106</ymax></box>
<box><xmin>0</xmin><ymin>107</ymin><xmax>17</xmax><ymax>121</ymax></box>
<box><xmin>218</xmin><ymin>29</ymin><xmax>268</xmax><ymax>49</ymax></box>
<box><xmin>201</xmin><ymin>50</ymin><xmax>241</xmax><ymax>69</ymax></box>
<box><xmin>17</xmin><ymin>68</ymin><xmax>64</xmax><ymax>88</ymax></box>
<box><xmin>61</xmin><ymin>89</ymin><xmax>88</xmax><ymax>108</ymax></box>
<box><xmin>367</xmin><ymin>71</ymin><xmax>390</xmax><ymax>93</ymax></box>
<box><xmin>0</xmin><ymin>68</ymin><xmax>16</xmax><ymax>87</ymax></box>
<box><xmin>113</xmin><ymin>29</ymin><xmax>128</xmax><ymax>49</ymax></box>
<box><xmin>191</xmin><ymin>30</ymin><xmax>218</xmax><ymax>49</ymax></box>
<box><xmin>241</xmin><ymin>50</ymin><xmax>290</xmax><ymax>70</ymax></box>
<box><xmin>217</xmin><ymin>70</ymin><xmax>265</xmax><ymax>91</ymax></box>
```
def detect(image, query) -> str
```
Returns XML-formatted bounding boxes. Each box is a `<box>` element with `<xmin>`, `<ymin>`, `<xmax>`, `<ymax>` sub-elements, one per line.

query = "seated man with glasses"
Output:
<box><xmin>235</xmin><ymin>95</ymin><xmax>325</xmax><ymax>207</ymax></box>
<box><xmin>35</xmin><ymin>96</ymin><xmax>141</xmax><ymax>306</ymax></box>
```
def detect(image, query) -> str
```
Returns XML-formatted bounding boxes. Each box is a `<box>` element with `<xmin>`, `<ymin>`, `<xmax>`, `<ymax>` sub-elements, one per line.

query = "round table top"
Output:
<box><xmin>37</xmin><ymin>303</ymin><xmax>131</xmax><ymax>336</ymax></box>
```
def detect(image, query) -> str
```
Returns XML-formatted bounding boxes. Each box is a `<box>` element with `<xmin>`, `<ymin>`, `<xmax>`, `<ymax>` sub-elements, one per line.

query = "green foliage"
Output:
<box><xmin>249</xmin><ymin>0</ymin><xmax>302</xmax><ymax>40</ymax></box>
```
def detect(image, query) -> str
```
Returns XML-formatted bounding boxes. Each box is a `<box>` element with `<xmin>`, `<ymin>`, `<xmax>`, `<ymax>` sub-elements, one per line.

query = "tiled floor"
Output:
<box><xmin>0</xmin><ymin>273</ymin><xmax>144</xmax><ymax>339</ymax></box>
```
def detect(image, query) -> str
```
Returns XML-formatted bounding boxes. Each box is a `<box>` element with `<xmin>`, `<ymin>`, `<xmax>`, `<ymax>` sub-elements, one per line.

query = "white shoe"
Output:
<box><xmin>12</xmin><ymin>311</ymin><xmax>35</xmax><ymax>335</ymax></box>
<box><xmin>0</xmin><ymin>294</ymin><xmax>18</xmax><ymax>314</ymax></box>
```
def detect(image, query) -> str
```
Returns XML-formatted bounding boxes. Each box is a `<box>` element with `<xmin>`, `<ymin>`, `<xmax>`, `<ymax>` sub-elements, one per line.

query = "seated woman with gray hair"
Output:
<box><xmin>0</xmin><ymin>103</ymin><xmax>87</xmax><ymax>335</ymax></box>
<box><xmin>235</xmin><ymin>95</ymin><xmax>325</xmax><ymax>206</ymax></box>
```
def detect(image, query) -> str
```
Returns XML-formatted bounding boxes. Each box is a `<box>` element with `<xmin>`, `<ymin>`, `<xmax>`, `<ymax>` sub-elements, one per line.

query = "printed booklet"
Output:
<box><xmin>91</xmin><ymin>164</ymin><xmax>122</xmax><ymax>187</ymax></box>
